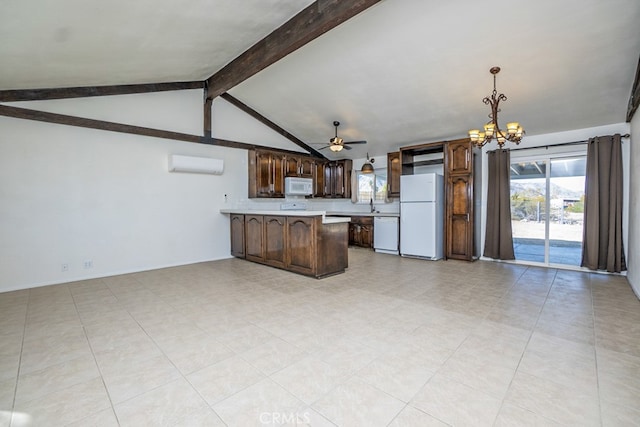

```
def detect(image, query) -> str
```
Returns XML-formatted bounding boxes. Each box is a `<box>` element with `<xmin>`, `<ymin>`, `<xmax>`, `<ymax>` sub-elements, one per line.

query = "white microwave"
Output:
<box><xmin>284</xmin><ymin>177</ymin><xmax>313</xmax><ymax>195</ymax></box>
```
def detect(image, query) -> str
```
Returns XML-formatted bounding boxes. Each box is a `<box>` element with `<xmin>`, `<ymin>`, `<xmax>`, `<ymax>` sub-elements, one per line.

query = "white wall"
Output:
<box><xmin>477</xmin><ymin>123</ymin><xmax>631</xmax><ymax>268</ymax></box>
<box><xmin>627</xmin><ymin>112</ymin><xmax>640</xmax><ymax>297</ymax></box>
<box><xmin>0</xmin><ymin>90</ymin><xmax>300</xmax><ymax>292</ymax></box>
<box><xmin>211</xmin><ymin>97</ymin><xmax>308</xmax><ymax>154</ymax></box>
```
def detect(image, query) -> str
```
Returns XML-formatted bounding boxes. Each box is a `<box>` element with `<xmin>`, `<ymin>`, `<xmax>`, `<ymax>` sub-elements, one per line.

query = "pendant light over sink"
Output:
<box><xmin>361</xmin><ymin>153</ymin><xmax>375</xmax><ymax>174</ymax></box>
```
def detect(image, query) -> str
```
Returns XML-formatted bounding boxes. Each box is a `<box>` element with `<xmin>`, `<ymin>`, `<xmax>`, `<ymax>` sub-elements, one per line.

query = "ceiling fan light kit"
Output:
<box><xmin>318</xmin><ymin>121</ymin><xmax>367</xmax><ymax>152</ymax></box>
<box><xmin>468</xmin><ymin>66</ymin><xmax>524</xmax><ymax>149</ymax></box>
<box><xmin>329</xmin><ymin>141</ymin><xmax>344</xmax><ymax>152</ymax></box>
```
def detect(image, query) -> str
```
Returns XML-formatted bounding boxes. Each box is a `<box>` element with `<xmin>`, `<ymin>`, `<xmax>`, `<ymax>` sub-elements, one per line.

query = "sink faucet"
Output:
<box><xmin>369</xmin><ymin>198</ymin><xmax>375</xmax><ymax>213</ymax></box>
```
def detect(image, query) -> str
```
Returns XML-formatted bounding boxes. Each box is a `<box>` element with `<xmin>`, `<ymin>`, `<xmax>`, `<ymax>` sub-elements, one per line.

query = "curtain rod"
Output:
<box><xmin>494</xmin><ymin>133</ymin><xmax>630</xmax><ymax>153</ymax></box>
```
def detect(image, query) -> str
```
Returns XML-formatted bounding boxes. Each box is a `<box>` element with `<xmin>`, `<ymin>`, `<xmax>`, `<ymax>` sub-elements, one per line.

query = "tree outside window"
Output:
<box><xmin>357</xmin><ymin>171</ymin><xmax>387</xmax><ymax>202</ymax></box>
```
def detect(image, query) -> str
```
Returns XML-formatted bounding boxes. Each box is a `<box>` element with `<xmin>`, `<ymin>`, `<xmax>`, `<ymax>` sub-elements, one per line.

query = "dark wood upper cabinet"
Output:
<box><xmin>248</xmin><ymin>149</ymin><xmax>351</xmax><ymax>200</ymax></box>
<box><xmin>313</xmin><ymin>160</ymin><xmax>326</xmax><ymax>198</ymax></box>
<box><xmin>254</xmin><ymin>151</ymin><xmax>272</xmax><ymax>197</ymax></box>
<box><xmin>324</xmin><ymin>159</ymin><xmax>352</xmax><ymax>199</ymax></box>
<box><xmin>248</xmin><ymin>150</ymin><xmax>285</xmax><ymax>198</ymax></box>
<box><xmin>447</xmin><ymin>140</ymin><xmax>472</xmax><ymax>174</ymax></box>
<box><xmin>299</xmin><ymin>157</ymin><xmax>314</xmax><ymax>178</ymax></box>
<box><xmin>333</xmin><ymin>162</ymin><xmax>346</xmax><ymax>196</ymax></box>
<box><xmin>284</xmin><ymin>155</ymin><xmax>314</xmax><ymax>178</ymax></box>
<box><xmin>250</xmin><ymin>149</ymin><xmax>320</xmax><ymax>198</ymax></box>
<box><xmin>284</xmin><ymin>156</ymin><xmax>300</xmax><ymax>177</ymax></box>
<box><xmin>271</xmin><ymin>154</ymin><xmax>285</xmax><ymax>197</ymax></box>
<box><xmin>387</xmin><ymin>151</ymin><xmax>401</xmax><ymax>198</ymax></box>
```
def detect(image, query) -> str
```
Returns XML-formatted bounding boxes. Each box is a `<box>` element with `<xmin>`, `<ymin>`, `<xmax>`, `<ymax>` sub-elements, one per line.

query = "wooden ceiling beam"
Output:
<box><xmin>0</xmin><ymin>104</ymin><xmax>308</xmax><ymax>155</ymax></box>
<box><xmin>627</xmin><ymin>55</ymin><xmax>640</xmax><ymax>122</ymax></box>
<box><xmin>205</xmin><ymin>0</ymin><xmax>381</xmax><ymax>100</ymax></box>
<box><xmin>0</xmin><ymin>81</ymin><xmax>204</xmax><ymax>102</ymax></box>
<box><xmin>220</xmin><ymin>93</ymin><xmax>325</xmax><ymax>158</ymax></box>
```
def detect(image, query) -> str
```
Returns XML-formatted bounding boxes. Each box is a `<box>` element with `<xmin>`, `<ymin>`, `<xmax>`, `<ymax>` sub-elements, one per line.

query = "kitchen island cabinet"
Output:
<box><xmin>230</xmin><ymin>214</ymin><xmax>245</xmax><ymax>258</ymax></box>
<box><xmin>245</xmin><ymin>215</ymin><xmax>265</xmax><ymax>262</ymax></box>
<box><xmin>221</xmin><ymin>210</ymin><xmax>350</xmax><ymax>278</ymax></box>
<box><xmin>264</xmin><ymin>215</ymin><xmax>287</xmax><ymax>268</ymax></box>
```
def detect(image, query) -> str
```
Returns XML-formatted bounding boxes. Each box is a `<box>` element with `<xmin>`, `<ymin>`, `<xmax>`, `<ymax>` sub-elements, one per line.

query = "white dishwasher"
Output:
<box><xmin>373</xmin><ymin>216</ymin><xmax>399</xmax><ymax>255</ymax></box>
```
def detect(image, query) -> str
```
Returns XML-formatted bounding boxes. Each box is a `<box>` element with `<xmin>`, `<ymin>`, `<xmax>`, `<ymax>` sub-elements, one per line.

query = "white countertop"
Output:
<box><xmin>219</xmin><ymin>209</ymin><xmax>350</xmax><ymax>224</ymax></box>
<box><xmin>220</xmin><ymin>209</ymin><xmax>325</xmax><ymax>216</ymax></box>
<box><xmin>326</xmin><ymin>211</ymin><xmax>400</xmax><ymax>218</ymax></box>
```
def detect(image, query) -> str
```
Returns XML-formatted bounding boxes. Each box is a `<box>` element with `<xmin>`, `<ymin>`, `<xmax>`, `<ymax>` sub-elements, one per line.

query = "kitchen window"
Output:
<box><xmin>357</xmin><ymin>170</ymin><xmax>387</xmax><ymax>203</ymax></box>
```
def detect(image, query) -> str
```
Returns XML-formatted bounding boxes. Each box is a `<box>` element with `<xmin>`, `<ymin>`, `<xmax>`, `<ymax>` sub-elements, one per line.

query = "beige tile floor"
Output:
<box><xmin>1</xmin><ymin>248</ymin><xmax>639</xmax><ymax>426</ymax></box>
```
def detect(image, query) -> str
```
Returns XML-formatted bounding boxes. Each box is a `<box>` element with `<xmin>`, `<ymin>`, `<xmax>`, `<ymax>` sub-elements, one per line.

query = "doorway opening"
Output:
<box><xmin>509</xmin><ymin>155</ymin><xmax>586</xmax><ymax>266</ymax></box>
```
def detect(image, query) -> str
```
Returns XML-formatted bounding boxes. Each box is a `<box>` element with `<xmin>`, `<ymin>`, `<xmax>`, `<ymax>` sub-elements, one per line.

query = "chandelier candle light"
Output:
<box><xmin>468</xmin><ymin>66</ymin><xmax>524</xmax><ymax>148</ymax></box>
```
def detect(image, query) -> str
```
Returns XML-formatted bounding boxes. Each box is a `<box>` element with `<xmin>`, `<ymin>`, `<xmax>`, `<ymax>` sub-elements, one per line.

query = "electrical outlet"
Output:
<box><xmin>83</xmin><ymin>260</ymin><xmax>93</xmax><ymax>269</ymax></box>
<box><xmin>61</xmin><ymin>263</ymin><xmax>69</xmax><ymax>272</ymax></box>
<box><xmin>224</xmin><ymin>193</ymin><xmax>228</xmax><ymax>203</ymax></box>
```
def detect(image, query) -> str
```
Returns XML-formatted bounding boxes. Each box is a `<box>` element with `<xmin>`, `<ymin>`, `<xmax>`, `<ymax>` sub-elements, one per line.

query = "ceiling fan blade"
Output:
<box><xmin>344</xmin><ymin>140</ymin><xmax>367</xmax><ymax>145</ymax></box>
<box><xmin>317</xmin><ymin>145</ymin><xmax>329</xmax><ymax>150</ymax></box>
<box><xmin>342</xmin><ymin>145</ymin><xmax>352</xmax><ymax>150</ymax></box>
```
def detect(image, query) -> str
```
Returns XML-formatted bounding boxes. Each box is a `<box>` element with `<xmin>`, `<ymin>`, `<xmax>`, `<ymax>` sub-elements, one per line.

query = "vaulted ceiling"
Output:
<box><xmin>1</xmin><ymin>0</ymin><xmax>639</xmax><ymax>158</ymax></box>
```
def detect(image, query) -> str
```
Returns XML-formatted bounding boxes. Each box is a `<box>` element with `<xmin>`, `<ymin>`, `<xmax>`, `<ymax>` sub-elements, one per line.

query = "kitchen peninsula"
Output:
<box><xmin>220</xmin><ymin>210</ymin><xmax>350</xmax><ymax>278</ymax></box>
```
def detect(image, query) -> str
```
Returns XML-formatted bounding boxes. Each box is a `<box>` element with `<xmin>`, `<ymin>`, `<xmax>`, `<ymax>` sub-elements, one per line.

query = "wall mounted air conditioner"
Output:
<box><xmin>168</xmin><ymin>155</ymin><xmax>224</xmax><ymax>175</ymax></box>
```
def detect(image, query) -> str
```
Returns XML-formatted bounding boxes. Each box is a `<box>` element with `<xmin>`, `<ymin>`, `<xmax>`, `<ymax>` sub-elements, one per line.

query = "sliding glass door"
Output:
<box><xmin>509</xmin><ymin>155</ymin><xmax>586</xmax><ymax>266</ymax></box>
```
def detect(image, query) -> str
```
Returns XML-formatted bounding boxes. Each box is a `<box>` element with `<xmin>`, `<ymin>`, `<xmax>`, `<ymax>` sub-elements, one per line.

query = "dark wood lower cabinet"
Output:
<box><xmin>348</xmin><ymin>216</ymin><xmax>374</xmax><ymax>248</ymax></box>
<box><xmin>228</xmin><ymin>213</ymin><xmax>348</xmax><ymax>278</ymax></box>
<box><xmin>230</xmin><ymin>214</ymin><xmax>245</xmax><ymax>258</ymax></box>
<box><xmin>264</xmin><ymin>216</ymin><xmax>286</xmax><ymax>268</ymax></box>
<box><xmin>245</xmin><ymin>215</ymin><xmax>264</xmax><ymax>262</ymax></box>
<box><xmin>286</xmin><ymin>217</ymin><xmax>315</xmax><ymax>275</ymax></box>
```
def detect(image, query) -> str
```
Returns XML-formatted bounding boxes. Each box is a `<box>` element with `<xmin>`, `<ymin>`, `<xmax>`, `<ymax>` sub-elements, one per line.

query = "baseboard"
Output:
<box><xmin>0</xmin><ymin>255</ymin><xmax>235</xmax><ymax>293</ymax></box>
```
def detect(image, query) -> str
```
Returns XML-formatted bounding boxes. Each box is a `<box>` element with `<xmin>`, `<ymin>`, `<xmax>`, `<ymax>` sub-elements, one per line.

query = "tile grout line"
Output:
<box><xmin>490</xmin><ymin>265</ymin><xmax>559</xmax><ymax>426</ymax></box>
<box><xmin>110</xmin><ymin>275</ymin><xmax>234</xmax><ymax>426</ymax></box>
<box><xmin>8</xmin><ymin>289</ymin><xmax>31</xmax><ymax>427</ymax></box>
<box><xmin>383</xmin><ymin>265</ymin><xmax>532</xmax><ymax>427</ymax></box>
<box><xmin>69</xmin><ymin>278</ymin><xmax>122</xmax><ymax>426</ymax></box>
<box><xmin>589</xmin><ymin>272</ymin><xmax>604</xmax><ymax>427</ymax></box>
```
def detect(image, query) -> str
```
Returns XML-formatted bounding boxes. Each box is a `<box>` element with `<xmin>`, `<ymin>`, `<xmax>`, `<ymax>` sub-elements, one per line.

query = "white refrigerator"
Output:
<box><xmin>400</xmin><ymin>173</ymin><xmax>444</xmax><ymax>260</ymax></box>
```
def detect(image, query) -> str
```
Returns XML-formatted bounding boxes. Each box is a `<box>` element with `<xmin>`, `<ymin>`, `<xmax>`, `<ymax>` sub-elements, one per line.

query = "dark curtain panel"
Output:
<box><xmin>484</xmin><ymin>149</ymin><xmax>515</xmax><ymax>260</ymax></box>
<box><xmin>581</xmin><ymin>134</ymin><xmax>626</xmax><ymax>272</ymax></box>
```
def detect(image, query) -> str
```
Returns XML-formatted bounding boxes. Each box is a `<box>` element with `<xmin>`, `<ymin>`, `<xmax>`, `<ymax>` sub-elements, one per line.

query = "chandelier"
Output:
<box><xmin>468</xmin><ymin>66</ymin><xmax>524</xmax><ymax>148</ymax></box>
